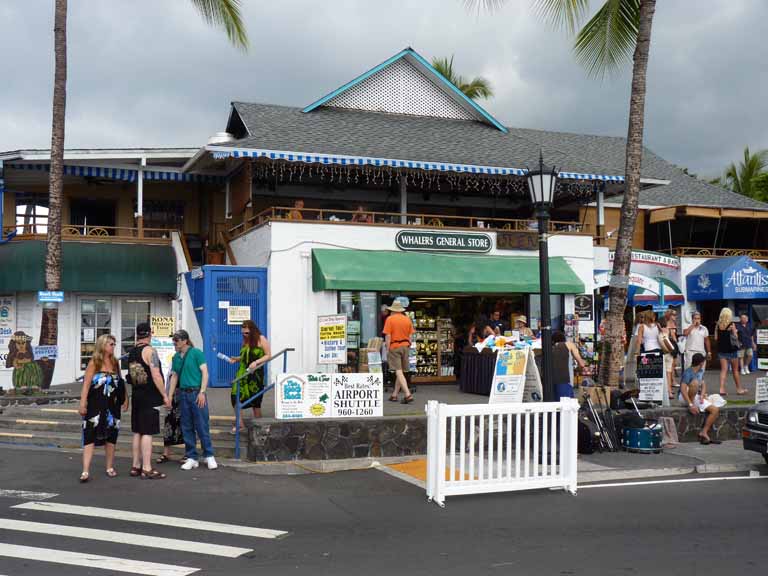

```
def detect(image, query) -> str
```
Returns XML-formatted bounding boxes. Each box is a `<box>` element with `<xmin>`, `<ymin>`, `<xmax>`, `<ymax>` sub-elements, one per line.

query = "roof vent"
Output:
<box><xmin>207</xmin><ymin>132</ymin><xmax>234</xmax><ymax>145</ymax></box>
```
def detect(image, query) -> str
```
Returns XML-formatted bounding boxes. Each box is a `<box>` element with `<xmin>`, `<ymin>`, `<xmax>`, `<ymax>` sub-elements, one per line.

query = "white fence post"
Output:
<box><xmin>425</xmin><ymin>400</ymin><xmax>579</xmax><ymax>507</ymax></box>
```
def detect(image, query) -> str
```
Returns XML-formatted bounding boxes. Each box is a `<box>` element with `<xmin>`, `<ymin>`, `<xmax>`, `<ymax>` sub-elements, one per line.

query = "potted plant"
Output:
<box><xmin>206</xmin><ymin>243</ymin><xmax>226</xmax><ymax>264</ymax></box>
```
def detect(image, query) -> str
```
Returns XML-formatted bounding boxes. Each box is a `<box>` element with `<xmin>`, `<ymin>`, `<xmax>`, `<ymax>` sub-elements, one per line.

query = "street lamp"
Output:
<box><xmin>526</xmin><ymin>152</ymin><xmax>558</xmax><ymax>402</ymax></box>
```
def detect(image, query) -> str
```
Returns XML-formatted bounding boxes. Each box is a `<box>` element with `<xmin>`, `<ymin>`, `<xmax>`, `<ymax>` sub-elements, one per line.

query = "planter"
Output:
<box><xmin>206</xmin><ymin>250</ymin><xmax>225</xmax><ymax>265</ymax></box>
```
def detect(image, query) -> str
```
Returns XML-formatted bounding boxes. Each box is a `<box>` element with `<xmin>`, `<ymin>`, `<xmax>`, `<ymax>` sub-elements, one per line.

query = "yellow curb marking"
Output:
<box><xmin>0</xmin><ymin>432</ymin><xmax>34</xmax><ymax>438</ymax></box>
<box><xmin>40</xmin><ymin>409</ymin><xmax>78</xmax><ymax>414</ymax></box>
<box><xmin>387</xmin><ymin>459</ymin><xmax>473</xmax><ymax>482</ymax></box>
<box><xmin>15</xmin><ymin>420</ymin><xmax>60</xmax><ymax>426</ymax></box>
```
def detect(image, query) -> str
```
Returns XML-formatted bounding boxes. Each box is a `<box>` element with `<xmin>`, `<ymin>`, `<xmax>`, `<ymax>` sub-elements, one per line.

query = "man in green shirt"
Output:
<box><xmin>169</xmin><ymin>330</ymin><xmax>216</xmax><ymax>470</ymax></box>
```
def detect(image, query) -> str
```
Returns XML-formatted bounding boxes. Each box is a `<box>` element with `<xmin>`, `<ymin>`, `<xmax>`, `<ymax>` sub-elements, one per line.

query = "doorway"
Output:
<box><xmin>70</xmin><ymin>198</ymin><xmax>116</xmax><ymax>233</ymax></box>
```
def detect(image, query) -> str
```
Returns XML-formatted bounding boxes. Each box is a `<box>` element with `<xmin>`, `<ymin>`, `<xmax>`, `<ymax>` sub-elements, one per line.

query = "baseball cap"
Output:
<box><xmin>172</xmin><ymin>329</ymin><xmax>190</xmax><ymax>342</ymax></box>
<box><xmin>136</xmin><ymin>322</ymin><xmax>151</xmax><ymax>338</ymax></box>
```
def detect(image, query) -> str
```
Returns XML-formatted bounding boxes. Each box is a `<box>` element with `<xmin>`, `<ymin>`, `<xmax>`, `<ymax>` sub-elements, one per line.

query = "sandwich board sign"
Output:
<box><xmin>637</xmin><ymin>352</ymin><xmax>665</xmax><ymax>402</ymax></box>
<box><xmin>756</xmin><ymin>377</ymin><xmax>768</xmax><ymax>404</ymax></box>
<box><xmin>489</xmin><ymin>348</ymin><xmax>543</xmax><ymax>404</ymax></box>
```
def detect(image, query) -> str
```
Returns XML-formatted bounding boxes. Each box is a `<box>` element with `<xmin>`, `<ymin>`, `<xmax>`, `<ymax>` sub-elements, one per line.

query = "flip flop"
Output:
<box><xmin>105</xmin><ymin>468</ymin><xmax>118</xmax><ymax>478</ymax></box>
<box><xmin>129</xmin><ymin>466</ymin><xmax>141</xmax><ymax>477</ymax></box>
<box><xmin>155</xmin><ymin>455</ymin><xmax>170</xmax><ymax>464</ymax></box>
<box><xmin>141</xmin><ymin>468</ymin><xmax>167</xmax><ymax>480</ymax></box>
<box><xmin>737</xmin><ymin>389</ymin><xmax>749</xmax><ymax>396</ymax></box>
<box><xmin>79</xmin><ymin>472</ymin><xmax>90</xmax><ymax>483</ymax></box>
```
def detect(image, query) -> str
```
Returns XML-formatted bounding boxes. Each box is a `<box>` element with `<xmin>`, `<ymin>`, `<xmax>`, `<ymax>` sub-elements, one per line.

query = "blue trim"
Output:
<box><xmin>301</xmin><ymin>48</ymin><xmax>508</xmax><ymax>134</ymax></box>
<box><xmin>6</xmin><ymin>163</ymin><xmax>224</xmax><ymax>184</ymax></box>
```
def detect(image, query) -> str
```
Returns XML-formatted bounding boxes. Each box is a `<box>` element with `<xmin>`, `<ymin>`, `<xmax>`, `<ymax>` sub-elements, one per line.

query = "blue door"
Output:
<box><xmin>186</xmin><ymin>266</ymin><xmax>268</xmax><ymax>388</ymax></box>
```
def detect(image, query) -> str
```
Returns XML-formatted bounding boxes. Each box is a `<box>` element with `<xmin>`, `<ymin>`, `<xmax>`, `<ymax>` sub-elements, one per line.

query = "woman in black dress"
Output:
<box><xmin>78</xmin><ymin>334</ymin><xmax>126</xmax><ymax>483</ymax></box>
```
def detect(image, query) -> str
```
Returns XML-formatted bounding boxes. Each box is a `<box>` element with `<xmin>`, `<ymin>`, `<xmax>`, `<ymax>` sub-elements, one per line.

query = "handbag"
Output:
<box><xmin>729</xmin><ymin>330</ymin><xmax>742</xmax><ymax>351</ymax></box>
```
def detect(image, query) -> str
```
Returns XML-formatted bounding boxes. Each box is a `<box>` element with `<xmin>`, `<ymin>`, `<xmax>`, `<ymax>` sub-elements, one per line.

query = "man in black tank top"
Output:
<box><xmin>126</xmin><ymin>323</ymin><xmax>171</xmax><ymax>479</ymax></box>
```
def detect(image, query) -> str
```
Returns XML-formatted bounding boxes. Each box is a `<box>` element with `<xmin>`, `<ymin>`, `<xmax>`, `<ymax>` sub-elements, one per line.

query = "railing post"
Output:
<box><xmin>425</xmin><ymin>400</ymin><xmax>438</xmax><ymax>504</ymax></box>
<box><xmin>560</xmin><ymin>398</ymin><xmax>579</xmax><ymax>494</ymax></box>
<box><xmin>234</xmin><ymin>381</ymin><xmax>242</xmax><ymax>460</ymax></box>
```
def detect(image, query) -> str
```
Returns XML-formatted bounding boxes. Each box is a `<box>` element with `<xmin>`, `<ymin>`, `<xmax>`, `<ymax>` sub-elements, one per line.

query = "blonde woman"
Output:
<box><xmin>78</xmin><ymin>334</ymin><xmax>127</xmax><ymax>482</ymax></box>
<box><xmin>714</xmin><ymin>307</ymin><xmax>747</xmax><ymax>395</ymax></box>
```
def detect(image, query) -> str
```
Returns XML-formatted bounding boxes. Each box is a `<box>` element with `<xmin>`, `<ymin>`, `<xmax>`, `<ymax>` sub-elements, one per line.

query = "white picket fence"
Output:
<box><xmin>425</xmin><ymin>399</ymin><xmax>580</xmax><ymax>507</ymax></box>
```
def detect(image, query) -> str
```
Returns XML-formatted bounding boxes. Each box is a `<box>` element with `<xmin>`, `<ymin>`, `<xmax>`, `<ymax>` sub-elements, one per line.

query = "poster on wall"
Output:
<box><xmin>574</xmin><ymin>295</ymin><xmax>594</xmax><ymax>322</ymax></box>
<box><xmin>756</xmin><ymin>329</ymin><xmax>768</xmax><ymax>371</ymax></box>
<box><xmin>274</xmin><ymin>372</ymin><xmax>383</xmax><ymax>419</ymax></box>
<box><xmin>0</xmin><ymin>295</ymin><xmax>15</xmax><ymax>370</ymax></box>
<box><xmin>637</xmin><ymin>353</ymin><xmax>665</xmax><ymax>402</ymax></box>
<box><xmin>151</xmin><ymin>316</ymin><xmax>175</xmax><ymax>338</ymax></box>
<box><xmin>318</xmin><ymin>314</ymin><xmax>348</xmax><ymax>365</ymax></box>
<box><xmin>227</xmin><ymin>306</ymin><xmax>251</xmax><ymax>325</ymax></box>
<box><xmin>151</xmin><ymin>337</ymin><xmax>176</xmax><ymax>382</ymax></box>
<box><xmin>489</xmin><ymin>349</ymin><xmax>543</xmax><ymax>404</ymax></box>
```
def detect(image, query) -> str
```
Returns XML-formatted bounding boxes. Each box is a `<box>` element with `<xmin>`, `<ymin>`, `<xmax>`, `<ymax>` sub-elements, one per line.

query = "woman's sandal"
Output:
<box><xmin>698</xmin><ymin>435</ymin><xmax>711</xmax><ymax>445</ymax></box>
<box><xmin>401</xmin><ymin>395</ymin><xmax>414</xmax><ymax>404</ymax></box>
<box><xmin>105</xmin><ymin>468</ymin><xmax>118</xmax><ymax>478</ymax></box>
<box><xmin>388</xmin><ymin>396</ymin><xmax>399</xmax><ymax>402</ymax></box>
<box><xmin>140</xmin><ymin>468</ymin><xmax>167</xmax><ymax>480</ymax></box>
<box><xmin>155</xmin><ymin>454</ymin><xmax>170</xmax><ymax>464</ymax></box>
<box><xmin>129</xmin><ymin>466</ymin><xmax>141</xmax><ymax>477</ymax></box>
<box><xmin>737</xmin><ymin>389</ymin><xmax>749</xmax><ymax>396</ymax></box>
<box><xmin>79</xmin><ymin>472</ymin><xmax>90</xmax><ymax>483</ymax></box>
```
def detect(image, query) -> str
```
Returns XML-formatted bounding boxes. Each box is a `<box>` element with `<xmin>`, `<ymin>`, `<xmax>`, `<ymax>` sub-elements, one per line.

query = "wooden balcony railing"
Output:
<box><xmin>2</xmin><ymin>224</ymin><xmax>174</xmax><ymax>244</ymax></box>
<box><xmin>672</xmin><ymin>247</ymin><xmax>768</xmax><ymax>260</ymax></box>
<box><xmin>229</xmin><ymin>206</ymin><xmax>586</xmax><ymax>238</ymax></box>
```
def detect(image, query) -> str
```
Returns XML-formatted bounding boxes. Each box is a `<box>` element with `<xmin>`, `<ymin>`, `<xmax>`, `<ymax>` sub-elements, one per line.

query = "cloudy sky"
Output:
<box><xmin>1</xmin><ymin>0</ymin><xmax>765</xmax><ymax>178</ymax></box>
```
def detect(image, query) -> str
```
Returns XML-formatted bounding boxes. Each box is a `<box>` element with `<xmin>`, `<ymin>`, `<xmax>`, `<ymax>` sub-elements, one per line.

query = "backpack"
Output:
<box><xmin>577</xmin><ymin>413</ymin><xmax>600</xmax><ymax>454</ymax></box>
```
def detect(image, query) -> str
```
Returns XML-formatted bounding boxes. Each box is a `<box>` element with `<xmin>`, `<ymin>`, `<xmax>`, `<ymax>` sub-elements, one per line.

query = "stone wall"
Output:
<box><xmin>641</xmin><ymin>405</ymin><xmax>750</xmax><ymax>442</ymax></box>
<box><xmin>247</xmin><ymin>416</ymin><xmax>427</xmax><ymax>461</ymax></box>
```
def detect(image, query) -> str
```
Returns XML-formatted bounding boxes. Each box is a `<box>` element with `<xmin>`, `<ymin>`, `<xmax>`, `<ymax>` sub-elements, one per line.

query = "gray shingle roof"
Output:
<box><xmin>226</xmin><ymin>102</ymin><xmax>768</xmax><ymax>211</ymax></box>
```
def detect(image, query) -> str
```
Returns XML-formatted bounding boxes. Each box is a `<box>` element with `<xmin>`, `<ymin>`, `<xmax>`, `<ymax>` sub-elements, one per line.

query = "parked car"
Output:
<box><xmin>743</xmin><ymin>402</ymin><xmax>768</xmax><ymax>465</ymax></box>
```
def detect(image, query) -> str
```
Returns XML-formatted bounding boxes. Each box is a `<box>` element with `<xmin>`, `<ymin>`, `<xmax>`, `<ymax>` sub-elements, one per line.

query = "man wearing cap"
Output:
<box><xmin>127</xmin><ymin>323</ymin><xmax>171</xmax><ymax>479</ymax></box>
<box><xmin>382</xmin><ymin>299</ymin><xmax>414</xmax><ymax>404</ymax></box>
<box><xmin>168</xmin><ymin>330</ymin><xmax>217</xmax><ymax>470</ymax></box>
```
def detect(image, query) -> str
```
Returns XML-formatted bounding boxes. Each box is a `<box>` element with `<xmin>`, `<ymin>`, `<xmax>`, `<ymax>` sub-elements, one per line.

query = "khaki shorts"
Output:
<box><xmin>388</xmin><ymin>345</ymin><xmax>410</xmax><ymax>372</ymax></box>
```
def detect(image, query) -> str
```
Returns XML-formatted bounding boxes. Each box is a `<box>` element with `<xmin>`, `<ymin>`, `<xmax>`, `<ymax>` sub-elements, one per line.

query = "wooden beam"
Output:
<box><xmin>648</xmin><ymin>207</ymin><xmax>677</xmax><ymax>223</ymax></box>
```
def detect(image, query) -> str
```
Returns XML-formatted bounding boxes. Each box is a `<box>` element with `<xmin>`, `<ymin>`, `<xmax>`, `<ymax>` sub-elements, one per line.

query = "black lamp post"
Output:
<box><xmin>526</xmin><ymin>152</ymin><xmax>558</xmax><ymax>402</ymax></box>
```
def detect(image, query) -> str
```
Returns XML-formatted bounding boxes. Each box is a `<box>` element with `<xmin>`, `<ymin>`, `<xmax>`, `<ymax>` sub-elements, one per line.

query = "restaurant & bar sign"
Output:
<box><xmin>395</xmin><ymin>230</ymin><xmax>492</xmax><ymax>253</ymax></box>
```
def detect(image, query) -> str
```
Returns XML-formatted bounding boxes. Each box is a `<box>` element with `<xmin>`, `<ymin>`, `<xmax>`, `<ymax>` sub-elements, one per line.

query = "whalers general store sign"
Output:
<box><xmin>396</xmin><ymin>230</ymin><xmax>492</xmax><ymax>253</ymax></box>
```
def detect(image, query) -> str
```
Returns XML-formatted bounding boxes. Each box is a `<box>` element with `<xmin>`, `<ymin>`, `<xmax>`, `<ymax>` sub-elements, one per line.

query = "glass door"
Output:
<box><xmin>79</xmin><ymin>298</ymin><xmax>112</xmax><ymax>371</ymax></box>
<box><xmin>120</xmin><ymin>299</ymin><xmax>152</xmax><ymax>360</ymax></box>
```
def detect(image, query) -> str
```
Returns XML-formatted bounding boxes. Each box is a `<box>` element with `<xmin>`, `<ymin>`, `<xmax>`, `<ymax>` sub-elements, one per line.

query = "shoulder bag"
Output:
<box><xmin>729</xmin><ymin>324</ymin><xmax>742</xmax><ymax>351</ymax></box>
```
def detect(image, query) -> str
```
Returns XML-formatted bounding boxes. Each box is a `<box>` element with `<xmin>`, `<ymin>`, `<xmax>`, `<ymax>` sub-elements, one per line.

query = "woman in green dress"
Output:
<box><xmin>227</xmin><ymin>320</ymin><xmax>271</xmax><ymax>434</ymax></box>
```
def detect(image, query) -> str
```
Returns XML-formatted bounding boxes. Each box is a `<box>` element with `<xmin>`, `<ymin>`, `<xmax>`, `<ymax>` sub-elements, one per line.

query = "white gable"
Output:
<box><xmin>322</xmin><ymin>57</ymin><xmax>475</xmax><ymax>121</ymax></box>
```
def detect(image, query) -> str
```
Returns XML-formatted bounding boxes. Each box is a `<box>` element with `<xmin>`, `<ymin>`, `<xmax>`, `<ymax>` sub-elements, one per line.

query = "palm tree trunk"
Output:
<box><xmin>599</xmin><ymin>0</ymin><xmax>656</xmax><ymax>388</ymax></box>
<box><xmin>38</xmin><ymin>0</ymin><xmax>68</xmax><ymax>390</ymax></box>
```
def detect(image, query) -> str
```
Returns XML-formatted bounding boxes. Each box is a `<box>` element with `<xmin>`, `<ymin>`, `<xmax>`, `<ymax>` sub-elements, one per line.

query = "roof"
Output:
<box><xmin>302</xmin><ymin>48</ymin><xmax>507</xmax><ymax>133</ymax></box>
<box><xmin>0</xmin><ymin>148</ymin><xmax>198</xmax><ymax>163</ymax></box>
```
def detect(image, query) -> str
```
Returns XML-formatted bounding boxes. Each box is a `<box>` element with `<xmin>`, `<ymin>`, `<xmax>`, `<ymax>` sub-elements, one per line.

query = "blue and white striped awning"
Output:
<box><xmin>6</xmin><ymin>163</ymin><xmax>223</xmax><ymax>184</ymax></box>
<box><xmin>207</xmin><ymin>146</ymin><xmax>625</xmax><ymax>182</ymax></box>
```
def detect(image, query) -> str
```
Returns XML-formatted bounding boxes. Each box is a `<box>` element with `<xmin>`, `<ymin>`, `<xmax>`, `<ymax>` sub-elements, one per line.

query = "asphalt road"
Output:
<box><xmin>0</xmin><ymin>445</ymin><xmax>766</xmax><ymax>575</ymax></box>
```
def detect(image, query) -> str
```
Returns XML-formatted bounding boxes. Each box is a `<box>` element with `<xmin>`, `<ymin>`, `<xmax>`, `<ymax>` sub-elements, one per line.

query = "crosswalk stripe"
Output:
<box><xmin>14</xmin><ymin>501</ymin><xmax>288</xmax><ymax>539</ymax></box>
<box><xmin>0</xmin><ymin>519</ymin><xmax>252</xmax><ymax>558</ymax></box>
<box><xmin>0</xmin><ymin>543</ymin><xmax>199</xmax><ymax>576</ymax></box>
<box><xmin>0</xmin><ymin>489</ymin><xmax>58</xmax><ymax>501</ymax></box>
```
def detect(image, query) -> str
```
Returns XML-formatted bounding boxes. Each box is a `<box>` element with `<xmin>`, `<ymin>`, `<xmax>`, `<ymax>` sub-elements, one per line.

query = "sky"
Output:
<box><xmin>0</xmin><ymin>0</ymin><xmax>766</xmax><ymax>178</ymax></box>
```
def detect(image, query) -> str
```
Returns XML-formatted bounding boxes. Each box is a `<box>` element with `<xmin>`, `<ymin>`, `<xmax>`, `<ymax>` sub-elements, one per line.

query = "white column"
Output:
<box><xmin>399</xmin><ymin>177</ymin><xmax>407</xmax><ymax>225</ymax></box>
<box><xmin>136</xmin><ymin>157</ymin><xmax>146</xmax><ymax>218</ymax></box>
<box><xmin>597</xmin><ymin>188</ymin><xmax>605</xmax><ymax>228</ymax></box>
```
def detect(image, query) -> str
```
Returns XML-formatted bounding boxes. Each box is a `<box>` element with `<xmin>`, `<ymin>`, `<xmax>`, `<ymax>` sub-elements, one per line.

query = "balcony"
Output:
<box><xmin>228</xmin><ymin>206</ymin><xmax>586</xmax><ymax>239</ymax></box>
<box><xmin>2</xmin><ymin>224</ymin><xmax>174</xmax><ymax>245</ymax></box>
<box><xmin>672</xmin><ymin>247</ymin><xmax>768</xmax><ymax>261</ymax></box>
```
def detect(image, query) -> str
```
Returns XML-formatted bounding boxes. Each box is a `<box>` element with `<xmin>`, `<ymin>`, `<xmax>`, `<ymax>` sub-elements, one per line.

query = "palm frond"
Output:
<box><xmin>431</xmin><ymin>55</ymin><xmax>458</xmax><ymax>86</ymax></box>
<box><xmin>573</xmin><ymin>0</ymin><xmax>640</xmax><ymax>78</ymax></box>
<box><xmin>460</xmin><ymin>77</ymin><xmax>494</xmax><ymax>99</ymax></box>
<box><xmin>462</xmin><ymin>0</ymin><xmax>507</xmax><ymax>14</ymax></box>
<box><xmin>190</xmin><ymin>0</ymin><xmax>248</xmax><ymax>50</ymax></box>
<box><xmin>532</xmin><ymin>0</ymin><xmax>591</xmax><ymax>33</ymax></box>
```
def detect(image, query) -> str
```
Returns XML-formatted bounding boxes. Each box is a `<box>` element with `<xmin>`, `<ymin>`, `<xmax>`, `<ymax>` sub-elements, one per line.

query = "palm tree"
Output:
<box><xmin>431</xmin><ymin>55</ymin><xmax>494</xmax><ymax>100</ymax></box>
<box><xmin>38</xmin><ymin>0</ymin><xmax>248</xmax><ymax>389</ymax></box>
<box><xmin>467</xmin><ymin>0</ymin><xmax>657</xmax><ymax>388</ymax></box>
<box><xmin>719</xmin><ymin>146</ymin><xmax>768</xmax><ymax>198</ymax></box>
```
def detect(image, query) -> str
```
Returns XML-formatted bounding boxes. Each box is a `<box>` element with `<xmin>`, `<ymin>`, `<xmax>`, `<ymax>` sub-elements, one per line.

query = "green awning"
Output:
<box><xmin>0</xmin><ymin>241</ymin><xmax>177</xmax><ymax>294</ymax></box>
<box><xmin>312</xmin><ymin>249</ymin><xmax>584</xmax><ymax>294</ymax></box>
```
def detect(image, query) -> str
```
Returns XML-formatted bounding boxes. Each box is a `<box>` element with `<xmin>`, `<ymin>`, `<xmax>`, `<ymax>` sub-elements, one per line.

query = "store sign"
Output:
<box><xmin>687</xmin><ymin>257</ymin><xmax>768</xmax><ymax>301</ymax></box>
<box><xmin>37</xmin><ymin>291</ymin><xmax>64</xmax><ymax>303</ymax></box>
<box><xmin>395</xmin><ymin>230</ymin><xmax>491</xmax><ymax>253</ymax></box>
<box><xmin>274</xmin><ymin>372</ymin><xmax>383</xmax><ymax>419</ymax></box>
<box><xmin>318</xmin><ymin>314</ymin><xmax>348</xmax><ymax>365</ymax></box>
<box><xmin>755</xmin><ymin>377</ymin><xmax>768</xmax><ymax>404</ymax></box>
<box><xmin>0</xmin><ymin>295</ymin><xmax>15</xmax><ymax>370</ymax></box>
<box><xmin>610</xmin><ymin>250</ymin><xmax>680</xmax><ymax>269</ymax></box>
<box><xmin>489</xmin><ymin>348</ymin><xmax>543</xmax><ymax>404</ymax></box>
<box><xmin>150</xmin><ymin>316</ymin><xmax>175</xmax><ymax>338</ymax></box>
<box><xmin>637</xmin><ymin>353</ymin><xmax>664</xmax><ymax>402</ymax></box>
<box><xmin>574</xmin><ymin>295</ymin><xmax>593</xmax><ymax>322</ymax></box>
<box><xmin>757</xmin><ymin>329</ymin><xmax>768</xmax><ymax>370</ymax></box>
<box><xmin>32</xmin><ymin>346</ymin><xmax>57</xmax><ymax>361</ymax></box>
<box><xmin>496</xmin><ymin>231</ymin><xmax>536</xmax><ymax>251</ymax></box>
<box><xmin>723</xmin><ymin>264</ymin><xmax>768</xmax><ymax>296</ymax></box>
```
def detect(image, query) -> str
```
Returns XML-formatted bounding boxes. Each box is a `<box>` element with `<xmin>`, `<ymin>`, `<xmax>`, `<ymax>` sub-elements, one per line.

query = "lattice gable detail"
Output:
<box><xmin>322</xmin><ymin>58</ymin><xmax>475</xmax><ymax>121</ymax></box>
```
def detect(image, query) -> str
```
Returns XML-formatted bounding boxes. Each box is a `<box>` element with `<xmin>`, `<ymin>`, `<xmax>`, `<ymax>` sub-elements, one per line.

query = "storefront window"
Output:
<box><xmin>120</xmin><ymin>299</ymin><xmax>152</xmax><ymax>358</ymax></box>
<box><xmin>528</xmin><ymin>294</ymin><xmax>564</xmax><ymax>332</ymax></box>
<box><xmin>15</xmin><ymin>193</ymin><xmax>49</xmax><ymax>234</ymax></box>
<box><xmin>339</xmin><ymin>291</ymin><xmax>378</xmax><ymax>372</ymax></box>
<box><xmin>80</xmin><ymin>299</ymin><xmax>112</xmax><ymax>370</ymax></box>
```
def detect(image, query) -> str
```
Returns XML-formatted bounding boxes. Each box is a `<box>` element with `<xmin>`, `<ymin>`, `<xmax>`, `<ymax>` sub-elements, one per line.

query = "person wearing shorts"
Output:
<box><xmin>383</xmin><ymin>299</ymin><xmax>414</xmax><ymax>404</ymax></box>
<box><xmin>679</xmin><ymin>353</ymin><xmax>721</xmax><ymax>444</ymax></box>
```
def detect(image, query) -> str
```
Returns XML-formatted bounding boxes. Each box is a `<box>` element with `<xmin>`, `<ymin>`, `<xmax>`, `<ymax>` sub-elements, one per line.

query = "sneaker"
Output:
<box><xmin>205</xmin><ymin>456</ymin><xmax>218</xmax><ymax>470</ymax></box>
<box><xmin>180</xmin><ymin>459</ymin><xmax>199</xmax><ymax>471</ymax></box>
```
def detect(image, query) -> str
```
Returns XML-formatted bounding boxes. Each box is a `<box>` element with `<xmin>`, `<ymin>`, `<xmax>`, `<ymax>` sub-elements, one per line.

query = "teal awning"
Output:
<box><xmin>312</xmin><ymin>249</ymin><xmax>584</xmax><ymax>294</ymax></box>
<box><xmin>0</xmin><ymin>241</ymin><xmax>177</xmax><ymax>294</ymax></box>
